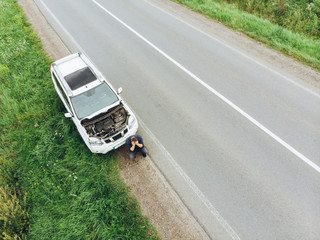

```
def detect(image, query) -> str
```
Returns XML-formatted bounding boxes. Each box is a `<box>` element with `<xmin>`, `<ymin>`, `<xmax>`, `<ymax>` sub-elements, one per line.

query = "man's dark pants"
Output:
<box><xmin>129</xmin><ymin>147</ymin><xmax>148</xmax><ymax>160</ymax></box>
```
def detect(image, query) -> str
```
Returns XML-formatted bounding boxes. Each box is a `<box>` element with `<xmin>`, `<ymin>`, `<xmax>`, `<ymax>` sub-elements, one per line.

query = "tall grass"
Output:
<box><xmin>174</xmin><ymin>0</ymin><xmax>320</xmax><ymax>71</ymax></box>
<box><xmin>0</xmin><ymin>0</ymin><xmax>159</xmax><ymax>239</ymax></box>
<box><xmin>0</xmin><ymin>185</ymin><xmax>28</xmax><ymax>239</ymax></box>
<box><xmin>223</xmin><ymin>0</ymin><xmax>320</xmax><ymax>38</ymax></box>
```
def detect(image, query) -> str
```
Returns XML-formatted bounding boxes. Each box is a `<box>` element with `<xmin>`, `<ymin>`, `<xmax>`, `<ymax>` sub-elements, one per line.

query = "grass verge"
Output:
<box><xmin>173</xmin><ymin>0</ymin><xmax>320</xmax><ymax>71</ymax></box>
<box><xmin>0</xmin><ymin>0</ymin><xmax>159</xmax><ymax>239</ymax></box>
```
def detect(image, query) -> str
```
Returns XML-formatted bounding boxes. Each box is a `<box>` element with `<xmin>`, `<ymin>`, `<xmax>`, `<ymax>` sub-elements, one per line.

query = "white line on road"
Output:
<box><xmin>37</xmin><ymin>0</ymin><xmax>85</xmax><ymax>53</ymax></box>
<box><xmin>145</xmin><ymin>0</ymin><xmax>320</xmax><ymax>99</ymax></box>
<box><xmin>92</xmin><ymin>0</ymin><xmax>320</xmax><ymax>175</ymax></box>
<box><xmin>138</xmin><ymin>117</ymin><xmax>241</xmax><ymax>240</ymax></box>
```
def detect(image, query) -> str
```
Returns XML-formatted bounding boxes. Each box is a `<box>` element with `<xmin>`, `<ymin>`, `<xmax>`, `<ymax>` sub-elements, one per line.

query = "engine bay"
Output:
<box><xmin>81</xmin><ymin>103</ymin><xmax>129</xmax><ymax>139</ymax></box>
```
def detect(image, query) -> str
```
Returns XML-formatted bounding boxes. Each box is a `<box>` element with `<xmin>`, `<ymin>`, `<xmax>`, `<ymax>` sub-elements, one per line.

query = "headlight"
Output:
<box><xmin>128</xmin><ymin>115</ymin><xmax>136</xmax><ymax>128</ymax></box>
<box><xmin>88</xmin><ymin>137</ymin><xmax>104</xmax><ymax>146</ymax></box>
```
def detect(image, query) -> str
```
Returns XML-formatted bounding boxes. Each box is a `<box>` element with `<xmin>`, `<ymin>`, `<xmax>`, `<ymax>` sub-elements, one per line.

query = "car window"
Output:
<box><xmin>65</xmin><ymin>67</ymin><xmax>97</xmax><ymax>90</ymax></box>
<box><xmin>70</xmin><ymin>82</ymin><xmax>118</xmax><ymax>119</ymax></box>
<box><xmin>52</xmin><ymin>72</ymin><xmax>71</xmax><ymax>110</ymax></box>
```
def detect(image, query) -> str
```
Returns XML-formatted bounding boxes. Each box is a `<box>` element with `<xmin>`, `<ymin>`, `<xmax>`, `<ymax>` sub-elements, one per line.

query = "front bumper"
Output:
<box><xmin>87</xmin><ymin>121</ymin><xmax>138</xmax><ymax>154</ymax></box>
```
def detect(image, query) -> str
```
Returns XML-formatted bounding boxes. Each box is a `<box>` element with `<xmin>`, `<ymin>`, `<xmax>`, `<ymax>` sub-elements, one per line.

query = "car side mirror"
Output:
<box><xmin>117</xmin><ymin>87</ymin><xmax>123</xmax><ymax>95</ymax></box>
<box><xmin>64</xmin><ymin>112</ymin><xmax>73</xmax><ymax>118</ymax></box>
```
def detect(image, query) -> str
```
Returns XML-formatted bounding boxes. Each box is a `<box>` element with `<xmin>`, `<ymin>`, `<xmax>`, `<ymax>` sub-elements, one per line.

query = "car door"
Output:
<box><xmin>51</xmin><ymin>71</ymin><xmax>73</xmax><ymax>114</ymax></box>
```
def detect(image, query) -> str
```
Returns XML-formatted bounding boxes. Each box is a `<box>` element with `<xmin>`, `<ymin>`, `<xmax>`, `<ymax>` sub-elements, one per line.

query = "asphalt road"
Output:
<box><xmin>36</xmin><ymin>0</ymin><xmax>320</xmax><ymax>239</ymax></box>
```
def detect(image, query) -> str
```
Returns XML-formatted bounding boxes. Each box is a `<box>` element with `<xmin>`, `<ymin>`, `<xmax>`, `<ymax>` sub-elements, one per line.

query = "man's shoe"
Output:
<box><xmin>142</xmin><ymin>153</ymin><xmax>147</xmax><ymax>158</ymax></box>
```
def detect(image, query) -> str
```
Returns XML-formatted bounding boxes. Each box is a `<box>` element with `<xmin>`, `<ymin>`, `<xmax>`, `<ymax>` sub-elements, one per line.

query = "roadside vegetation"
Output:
<box><xmin>173</xmin><ymin>0</ymin><xmax>320</xmax><ymax>71</ymax></box>
<box><xmin>0</xmin><ymin>1</ymin><xmax>159</xmax><ymax>239</ymax></box>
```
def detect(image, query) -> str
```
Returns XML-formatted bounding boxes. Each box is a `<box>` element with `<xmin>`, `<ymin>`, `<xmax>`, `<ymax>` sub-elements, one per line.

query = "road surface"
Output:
<box><xmin>35</xmin><ymin>0</ymin><xmax>320</xmax><ymax>239</ymax></box>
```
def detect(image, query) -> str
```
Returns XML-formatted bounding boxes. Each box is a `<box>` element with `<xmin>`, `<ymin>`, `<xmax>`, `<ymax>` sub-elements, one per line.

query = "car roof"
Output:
<box><xmin>52</xmin><ymin>53</ymin><xmax>104</xmax><ymax>96</ymax></box>
<box><xmin>58</xmin><ymin>56</ymin><xmax>87</xmax><ymax>76</ymax></box>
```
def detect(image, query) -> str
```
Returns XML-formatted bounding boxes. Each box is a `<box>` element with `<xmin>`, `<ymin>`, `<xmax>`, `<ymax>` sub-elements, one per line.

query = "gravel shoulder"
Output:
<box><xmin>18</xmin><ymin>0</ymin><xmax>320</xmax><ymax>239</ymax></box>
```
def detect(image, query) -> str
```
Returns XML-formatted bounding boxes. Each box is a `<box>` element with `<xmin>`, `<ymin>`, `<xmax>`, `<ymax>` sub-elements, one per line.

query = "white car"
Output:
<box><xmin>50</xmin><ymin>53</ymin><xmax>138</xmax><ymax>153</ymax></box>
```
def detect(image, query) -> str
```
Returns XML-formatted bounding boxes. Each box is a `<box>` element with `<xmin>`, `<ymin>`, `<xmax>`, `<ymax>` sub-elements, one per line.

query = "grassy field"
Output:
<box><xmin>0</xmin><ymin>1</ymin><xmax>159</xmax><ymax>239</ymax></box>
<box><xmin>173</xmin><ymin>0</ymin><xmax>320</xmax><ymax>71</ymax></box>
<box><xmin>222</xmin><ymin>0</ymin><xmax>320</xmax><ymax>38</ymax></box>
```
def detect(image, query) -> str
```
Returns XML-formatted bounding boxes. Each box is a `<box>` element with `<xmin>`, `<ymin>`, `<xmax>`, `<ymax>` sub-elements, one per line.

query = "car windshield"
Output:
<box><xmin>70</xmin><ymin>82</ymin><xmax>118</xmax><ymax>119</ymax></box>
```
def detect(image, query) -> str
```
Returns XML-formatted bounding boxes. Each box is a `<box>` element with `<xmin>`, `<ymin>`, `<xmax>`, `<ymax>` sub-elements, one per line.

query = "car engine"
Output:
<box><xmin>81</xmin><ymin>103</ymin><xmax>129</xmax><ymax>139</ymax></box>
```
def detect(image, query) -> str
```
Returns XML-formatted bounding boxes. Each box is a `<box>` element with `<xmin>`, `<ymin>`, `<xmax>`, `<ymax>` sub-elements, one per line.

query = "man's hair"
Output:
<box><xmin>131</xmin><ymin>136</ymin><xmax>138</xmax><ymax>142</ymax></box>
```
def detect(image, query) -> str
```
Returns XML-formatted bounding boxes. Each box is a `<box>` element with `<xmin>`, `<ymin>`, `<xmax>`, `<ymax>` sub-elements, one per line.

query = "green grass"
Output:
<box><xmin>222</xmin><ymin>0</ymin><xmax>320</xmax><ymax>39</ymax></box>
<box><xmin>0</xmin><ymin>0</ymin><xmax>159</xmax><ymax>239</ymax></box>
<box><xmin>173</xmin><ymin>0</ymin><xmax>320</xmax><ymax>71</ymax></box>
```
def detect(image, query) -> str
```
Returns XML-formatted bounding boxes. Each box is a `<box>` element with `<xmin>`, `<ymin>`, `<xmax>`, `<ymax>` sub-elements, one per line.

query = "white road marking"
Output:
<box><xmin>92</xmin><ymin>0</ymin><xmax>320</xmax><ymax>175</ymax></box>
<box><xmin>137</xmin><ymin>117</ymin><xmax>241</xmax><ymax>240</ymax></box>
<box><xmin>37</xmin><ymin>0</ymin><xmax>85</xmax><ymax>53</ymax></box>
<box><xmin>145</xmin><ymin>0</ymin><xmax>320</xmax><ymax>99</ymax></box>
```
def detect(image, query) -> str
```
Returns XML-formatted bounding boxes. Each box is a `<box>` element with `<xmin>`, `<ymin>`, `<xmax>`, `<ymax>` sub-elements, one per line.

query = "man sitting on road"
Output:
<box><xmin>126</xmin><ymin>134</ymin><xmax>148</xmax><ymax>160</ymax></box>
